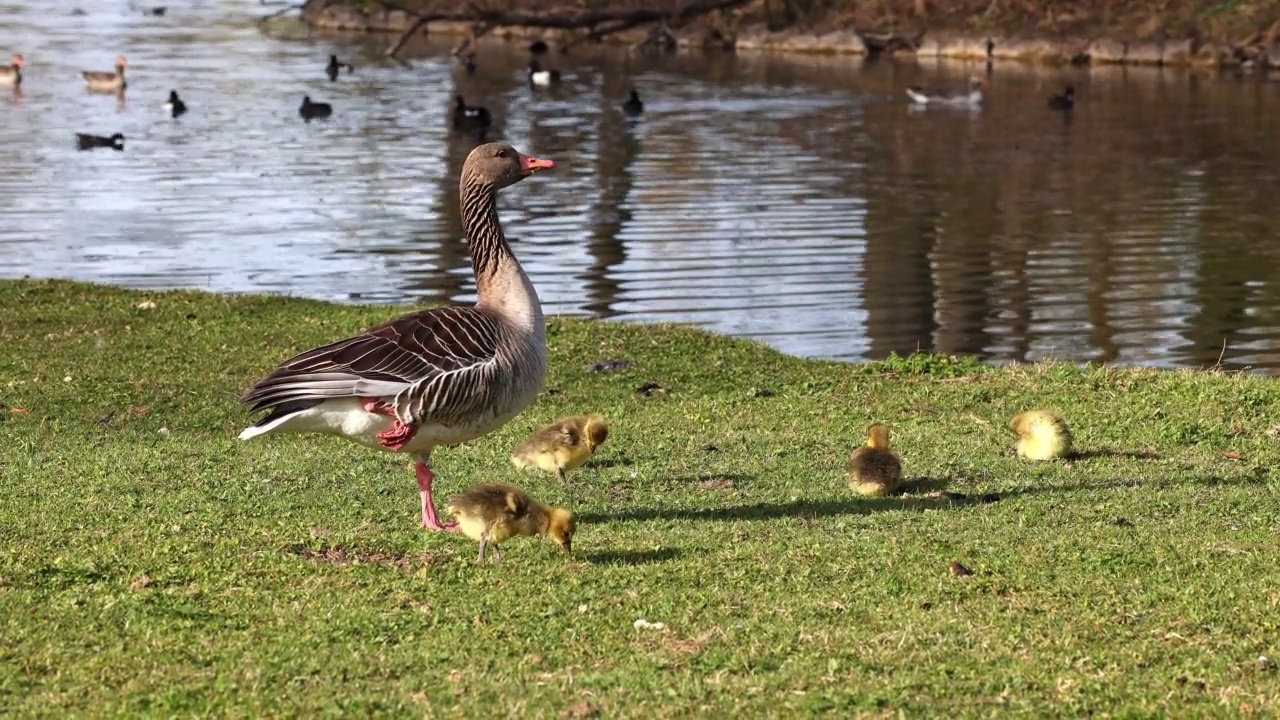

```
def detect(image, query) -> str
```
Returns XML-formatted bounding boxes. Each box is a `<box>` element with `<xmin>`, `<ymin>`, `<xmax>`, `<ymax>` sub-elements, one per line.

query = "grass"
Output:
<box><xmin>2</xmin><ymin>279</ymin><xmax>1279</xmax><ymax>716</ymax></box>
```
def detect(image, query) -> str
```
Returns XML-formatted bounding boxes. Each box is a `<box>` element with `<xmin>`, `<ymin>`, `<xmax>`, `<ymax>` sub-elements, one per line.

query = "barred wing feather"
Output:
<box><xmin>240</xmin><ymin>306</ymin><xmax>503</xmax><ymax>427</ymax></box>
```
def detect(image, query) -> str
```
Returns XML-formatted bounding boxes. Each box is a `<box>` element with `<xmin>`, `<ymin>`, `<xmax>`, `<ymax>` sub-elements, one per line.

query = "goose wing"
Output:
<box><xmin>240</xmin><ymin>305</ymin><xmax>504</xmax><ymax>427</ymax></box>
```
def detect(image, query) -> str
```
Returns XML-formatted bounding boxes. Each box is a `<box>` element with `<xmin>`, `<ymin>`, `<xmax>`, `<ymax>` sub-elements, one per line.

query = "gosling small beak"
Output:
<box><xmin>519</xmin><ymin>153</ymin><xmax>555</xmax><ymax>175</ymax></box>
<box><xmin>561</xmin><ymin>538</ymin><xmax>572</xmax><ymax>553</ymax></box>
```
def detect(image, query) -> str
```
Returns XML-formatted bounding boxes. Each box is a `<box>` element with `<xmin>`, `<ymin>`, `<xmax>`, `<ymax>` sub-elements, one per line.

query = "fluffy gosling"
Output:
<box><xmin>847</xmin><ymin>424</ymin><xmax>902</xmax><ymax>497</ymax></box>
<box><xmin>445</xmin><ymin>484</ymin><xmax>575</xmax><ymax>562</ymax></box>
<box><xmin>510</xmin><ymin>414</ymin><xmax>609</xmax><ymax>484</ymax></box>
<box><xmin>1010</xmin><ymin>409</ymin><xmax>1073</xmax><ymax>460</ymax></box>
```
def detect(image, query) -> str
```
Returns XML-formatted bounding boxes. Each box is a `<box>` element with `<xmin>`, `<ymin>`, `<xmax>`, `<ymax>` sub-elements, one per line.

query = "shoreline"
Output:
<box><xmin>300</xmin><ymin>0</ymin><xmax>1280</xmax><ymax>69</ymax></box>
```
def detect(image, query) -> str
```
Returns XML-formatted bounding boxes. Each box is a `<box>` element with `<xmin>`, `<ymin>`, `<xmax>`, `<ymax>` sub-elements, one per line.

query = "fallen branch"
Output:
<box><xmin>258</xmin><ymin>2</ymin><xmax>303</xmax><ymax>25</ymax></box>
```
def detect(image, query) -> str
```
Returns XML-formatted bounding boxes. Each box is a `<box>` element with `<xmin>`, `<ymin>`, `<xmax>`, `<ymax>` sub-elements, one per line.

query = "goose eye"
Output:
<box><xmin>496</xmin><ymin>149</ymin><xmax>509</xmax><ymax>158</ymax></box>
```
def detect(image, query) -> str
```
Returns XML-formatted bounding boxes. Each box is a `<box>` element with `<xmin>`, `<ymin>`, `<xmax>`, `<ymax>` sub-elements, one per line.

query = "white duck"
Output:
<box><xmin>906</xmin><ymin>75</ymin><xmax>985</xmax><ymax>107</ymax></box>
<box><xmin>238</xmin><ymin>143</ymin><xmax>555</xmax><ymax>532</ymax></box>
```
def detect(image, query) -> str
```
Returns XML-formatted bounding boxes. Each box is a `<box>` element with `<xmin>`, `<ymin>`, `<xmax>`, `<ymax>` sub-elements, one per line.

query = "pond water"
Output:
<box><xmin>4</xmin><ymin>1</ymin><xmax>1280</xmax><ymax>372</ymax></box>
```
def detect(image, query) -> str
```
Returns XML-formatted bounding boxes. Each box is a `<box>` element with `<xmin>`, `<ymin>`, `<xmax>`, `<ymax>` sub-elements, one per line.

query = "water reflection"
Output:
<box><xmin>2</xmin><ymin>1</ymin><xmax>1280</xmax><ymax>373</ymax></box>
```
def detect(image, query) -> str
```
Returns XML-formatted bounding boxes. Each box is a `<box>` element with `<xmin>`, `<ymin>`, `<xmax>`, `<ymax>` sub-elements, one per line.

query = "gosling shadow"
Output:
<box><xmin>586</xmin><ymin>456</ymin><xmax>633</xmax><ymax>469</ymax></box>
<box><xmin>1068</xmin><ymin>448</ymin><xmax>1161</xmax><ymax>461</ymax></box>
<box><xmin>579</xmin><ymin>547</ymin><xmax>681</xmax><ymax>565</ymax></box>
<box><xmin>579</xmin><ymin>493</ymin><xmax>973</xmax><ymax>525</ymax></box>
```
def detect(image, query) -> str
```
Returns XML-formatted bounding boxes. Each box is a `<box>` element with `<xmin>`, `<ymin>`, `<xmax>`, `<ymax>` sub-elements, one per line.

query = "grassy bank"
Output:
<box><xmin>2</xmin><ymin>279</ymin><xmax>1279</xmax><ymax>715</ymax></box>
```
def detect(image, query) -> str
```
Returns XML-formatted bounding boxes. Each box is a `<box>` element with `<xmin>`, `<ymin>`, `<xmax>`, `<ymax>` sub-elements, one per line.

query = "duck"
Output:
<box><xmin>510</xmin><ymin>414</ymin><xmax>609</xmax><ymax>484</ymax></box>
<box><xmin>165</xmin><ymin>90</ymin><xmax>187</xmax><ymax>118</ymax></box>
<box><xmin>445</xmin><ymin>483</ymin><xmax>575</xmax><ymax>561</ymax></box>
<box><xmin>299</xmin><ymin>95</ymin><xmax>332</xmax><ymax>122</ymax></box>
<box><xmin>325</xmin><ymin>54</ymin><xmax>353</xmax><ymax>82</ymax></box>
<box><xmin>905</xmin><ymin>75</ymin><xmax>985</xmax><ymax>107</ymax></box>
<box><xmin>0</xmin><ymin>54</ymin><xmax>23</xmax><ymax>88</ymax></box>
<box><xmin>452</xmin><ymin>95</ymin><xmax>491</xmax><ymax>130</ymax></box>
<box><xmin>76</xmin><ymin>132</ymin><xmax>124</xmax><ymax>151</ymax></box>
<box><xmin>528</xmin><ymin>60</ymin><xmax>561</xmax><ymax>88</ymax></box>
<box><xmin>82</xmin><ymin>55</ymin><xmax>127</xmax><ymax>92</ymax></box>
<box><xmin>237</xmin><ymin>143</ymin><xmax>556</xmax><ymax>533</ymax></box>
<box><xmin>847</xmin><ymin>424</ymin><xmax>902</xmax><ymax>497</ymax></box>
<box><xmin>1047</xmin><ymin>84</ymin><xmax>1075</xmax><ymax>110</ymax></box>
<box><xmin>622</xmin><ymin>88</ymin><xmax>644</xmax><ymax>117</ymax></box>
<box><xmin>1009</xmin><ymin>409</ymin><xmax>1073</xmax><ymax>461</ymax></box>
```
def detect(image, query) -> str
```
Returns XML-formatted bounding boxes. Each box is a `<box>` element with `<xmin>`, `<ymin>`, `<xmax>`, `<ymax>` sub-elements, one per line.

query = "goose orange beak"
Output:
<box><xmin>519</xmin><ymin>154</ymin><xmax>554</xmax><ymax>175</ymax></box>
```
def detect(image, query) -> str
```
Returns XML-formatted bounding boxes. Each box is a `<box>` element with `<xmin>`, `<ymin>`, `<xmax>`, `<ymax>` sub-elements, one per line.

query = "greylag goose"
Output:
<box><xmin>83</xmin><ymin>55</ymin><xmax>127</xmax><ymax>92</ymax></box>
<box><xmin>76</xmin><ymin>132</ymin><xmax>124</xmax><ymax>151</ymax></box>
<box><xmin>326</xmin><ymin>54</ymin><xmax>353</xmax><ymax>82</ymax></box>
<box><xmin>452</xmin><ymin>95</ymin><xmax>491</xmax><ymax>130</ymax></box>
<box><xmin>528</xmin><ymin>60</ymin><xmax>561</xmax><ymax>88</ymax></box>
<box><xmin>1048</xmin><ymin>85</ymin><xmax>1075</xmax><ymax>111</ymax></box>
<box><xmin>238</xmin><ymin>142</ymin><xmax>556</xmax><ymax>533</ymax></box>
<box><xmin>905</xmin><ymin>76</ymin><xmax>984</xmax><ymax>107</ymax></box>
<box><xmin>165</xmin><ymin>90</ymin><xmax>187</xmax><ymax>118</ymax></box>
<box><xmin>299</xmin><ymin>95</ymin><xmax>332</xmax><ymax>121</ymax></box>
<box><xmin>0</xmin><ymin>54</ymin><xmax>23</xmax><ymax>87</ymax></box>
<box><xmin>622</xmin><ymin>88</ymin><xmax>643</xmax><ymax>117</ymax></box>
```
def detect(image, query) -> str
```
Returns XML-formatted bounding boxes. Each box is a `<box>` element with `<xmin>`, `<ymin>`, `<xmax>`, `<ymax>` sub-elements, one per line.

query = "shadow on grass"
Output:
<box><xmin>1070</xmin><ymin>448</ymin><xmax>1162</xmax><ymax>461</ymax></box>
<box><xmin>579</xmin><ymin>548</ymin><xmax>682</xmax><ymax>565</ymax></box>
<box><xmin>579</xmin><ymin>491</ymin><xmax>975</xmax><ymax>525</ymax></box>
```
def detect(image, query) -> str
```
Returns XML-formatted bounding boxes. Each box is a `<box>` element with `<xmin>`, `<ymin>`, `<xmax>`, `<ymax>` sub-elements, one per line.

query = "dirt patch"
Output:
<box><xmin>289</xmin><ymin>544</ymin><xmax>443</xmax><ymax>571</ymax></box>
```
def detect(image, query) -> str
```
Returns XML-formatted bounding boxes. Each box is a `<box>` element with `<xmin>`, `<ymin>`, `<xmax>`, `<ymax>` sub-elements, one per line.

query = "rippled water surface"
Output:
<box><xmin>4</xmin><ymin>1</ymin><xmax>1280</xmax><ymax>371</ymax></box>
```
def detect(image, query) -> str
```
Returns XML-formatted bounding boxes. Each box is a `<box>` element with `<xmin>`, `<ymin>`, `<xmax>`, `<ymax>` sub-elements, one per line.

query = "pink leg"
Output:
<box><xmin>360</xmin><ymin>396</ymin><xmax>418</xmax><ymax>450</ymax></box>
<box><xmin>415</xmin><ymin>463</ymin><xmax>458</xmax><ymax>533</ymax></box>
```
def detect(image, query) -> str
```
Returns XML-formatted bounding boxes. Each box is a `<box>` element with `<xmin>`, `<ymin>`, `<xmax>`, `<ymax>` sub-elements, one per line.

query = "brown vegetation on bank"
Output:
<box><xmin>300</xmin><ymin>0</ymin><xmax>1280</xmax><ymax>67</ymax></box>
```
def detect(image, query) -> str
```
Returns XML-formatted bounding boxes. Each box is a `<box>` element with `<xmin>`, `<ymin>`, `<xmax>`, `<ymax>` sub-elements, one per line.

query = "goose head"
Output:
<box><xmin>463</xmin><ymin>142</ymin><xmax>554</xmax><ymax>191</ymax></box>
<box><xmin>454</xmin><ymin>95</ymin><xmax>466</xmax><ymax>111</ymax></box>
<box><xmin>9</xmin><ymin>54</ymin><xmax>22</xmax><ymax>70</ymax></box>
<box><xmin>115</xmin><ymin>55</ymin><xmax>128</xmax><ymax>71</ymax></box>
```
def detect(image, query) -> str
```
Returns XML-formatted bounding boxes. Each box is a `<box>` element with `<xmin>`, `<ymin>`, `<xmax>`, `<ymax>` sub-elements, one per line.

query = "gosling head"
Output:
<box><xmin>584</xmin><ymin>415</ymin><xmax>609</xmax><ymax>450</ymax></box>
<box><xmin>544</xmin><ymin>508</ymin><xmax>575</xmax><ymax>553</ymax></box>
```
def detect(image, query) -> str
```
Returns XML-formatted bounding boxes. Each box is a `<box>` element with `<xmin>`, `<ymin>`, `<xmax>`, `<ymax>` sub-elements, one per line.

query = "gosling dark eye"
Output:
<box><xmin>496</xmin><ymin>149</ymin><xmax>508</xmax><ymax>158</ymax></box>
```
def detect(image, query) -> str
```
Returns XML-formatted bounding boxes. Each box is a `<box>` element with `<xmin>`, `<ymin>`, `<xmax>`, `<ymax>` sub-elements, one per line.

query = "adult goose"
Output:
<box><xmin>238</xmin><ymin>143</ymin><xmax>555</xmax><ymax>532</ymax></box>
<box><xmin>83</xmin><ymin>55</ymin><xmax>127</xmax><ymax>92</ymax></box>
<box><xmin>528</xmin><ymin>60</ymin><xmax>561</xmax><ymax>88</ymax></box>
<box><xmin>1047</xmin><ymin>84</ymin><xmax>1075</xmax><ymax>111</ymax></box>
<box><xmin>905</xmin><ymin>76</ymin><xmax>985</xmax><ymax>107</ymax></box>
<box><xmin>0</xmin><ymin>54</ymin><xmax>23</xmax><ymax>87</ymax></box>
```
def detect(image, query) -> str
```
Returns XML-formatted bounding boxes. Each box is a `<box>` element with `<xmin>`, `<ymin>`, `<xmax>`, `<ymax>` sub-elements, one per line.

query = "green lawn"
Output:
<box><xmin>1</xmin><ymin>279</ymin><xmax>1278</xmax><ymax>716</ymax></box>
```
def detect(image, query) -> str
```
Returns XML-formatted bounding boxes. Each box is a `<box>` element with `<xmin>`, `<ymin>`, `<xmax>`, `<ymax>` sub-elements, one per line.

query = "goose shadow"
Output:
<box><xmin>1068</xmin><ymin>448</ymin><xmax>1161</xmax><ymax>461</ymax></box>
<box><xmin>579</xmin><ymin>548</ymin><xmax>681</xmax><ymax>566</ymax></box>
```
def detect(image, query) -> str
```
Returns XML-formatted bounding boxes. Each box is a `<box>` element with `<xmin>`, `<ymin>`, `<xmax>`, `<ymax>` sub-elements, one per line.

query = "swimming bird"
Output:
<box><xmin>325</xmin><ymin>54</ymin><xmax>353</xmax><ymax>82</ymax></box>
<box><xmin>452</xmin><ymin>95</ymin><xmax>491</xmax><ymax>130</ymax></box>
<box><xmin>528</xmin><ymin>60</ymin><xmax>561</xmax><ymax>88</ymax></box>
<box><xmin>299</xmin><ymin>95</ymin><xmax>332</xmax><ymax>121</ymax></box>
<box><xmin>1009</xmin><ymin>409</ymin><xmax>1073</xmax><ymax>461</ymax></box>
<box><xmin>446</xmin><ymin>483</ymin><xmax>575</xmax><ymax>561</ymax></box>
<box><xmin>0</xmin><ymin>54</ymin><xmax>23</xmax><ymax>87</ymax></box>
<box><xmin>76</xmin><ymin>132</ymin><xmax>124</xmax><ymax>151</ymax></box>
<box><xmin>83</xmin><ymin>55</ymin><xmax>127</xmax><ymax>92</ymax></box>
<box><xmin>847</xmin><ymin>424</ymin><xmax>902</xmax><ymax>497</ymax></box>
<box><xmin>1047</xmin><ymin>84</ymin><xmax>1075</xmax><ymax>111</ymax></box>
<box><xmin>510</xmin><ymin>414</ymin><xmax>609</xmax><ymax>484</ymax></box>
<box><xmin>622</xmin><ymin>88</ymin><xmax>644</xmax><ymax>117</ymax></box>
<box><xmin>165</xmin><ymin>90</ymin><xmax>187</xmax><ymax>118</ymax></box>
<box><xmin>237</xmin><ymin>143</ymin><xmax>556</xmax><ymax>533</ymax></box>
<box><xmin>905</xmin><ymin>75</ymin><xmax>985</xmax><ymax>107</ymax></box>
